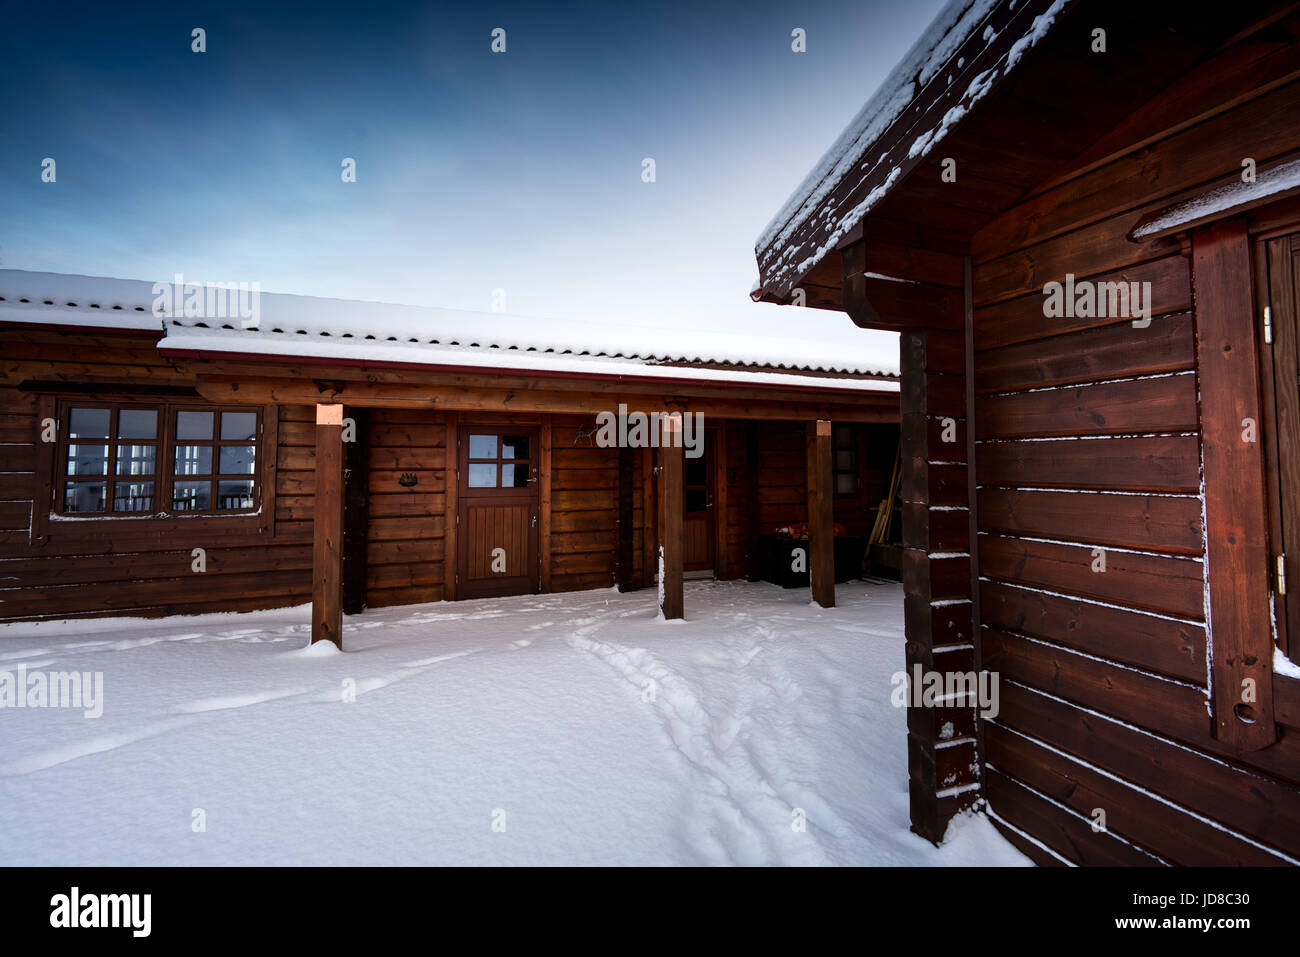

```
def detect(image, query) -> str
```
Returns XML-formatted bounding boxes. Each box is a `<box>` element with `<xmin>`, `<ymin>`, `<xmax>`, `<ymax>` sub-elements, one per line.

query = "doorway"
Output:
<box><xmin>682</xmin><ymin>427</ymin><xmax>716</xmax><ymax>574</ymax></box>
<box><xmin>456</xmin><ymin>426</ymin><xmax>540</xmax><ymax>599</ymax></box>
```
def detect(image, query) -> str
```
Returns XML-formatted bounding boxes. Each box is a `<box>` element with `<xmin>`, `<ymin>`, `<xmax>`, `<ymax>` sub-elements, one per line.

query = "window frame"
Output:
<box><xmin>54</xmin><ymin>400</ymin><xmax>264</xmax><ymax>519</ymax></box>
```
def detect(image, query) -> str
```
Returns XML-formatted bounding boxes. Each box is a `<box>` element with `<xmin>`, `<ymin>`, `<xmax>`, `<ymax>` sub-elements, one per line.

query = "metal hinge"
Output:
<box><xmin>1277</xmin><ymin>554</ymin><xmax>1288</xmax><ymax>596</ymax></box>
<box><xmin>1264</xmin><ymin>306</ymin><xmax>1273</xmax><ymax>345</ymax></box>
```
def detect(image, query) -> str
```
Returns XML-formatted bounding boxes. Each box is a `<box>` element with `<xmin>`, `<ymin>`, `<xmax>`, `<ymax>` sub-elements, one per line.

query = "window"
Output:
<box><xmin>58</xmin><ymin>403</ymin><xmax>260</xmax><ymax>516</ymax></box>
<box><xmin>465</xmin><ymin>432</ymin><xmax>532</xmax><ymax>489</ymax></box>
<box><xmin>833</xmin><ymin>424</ymin><xmax>860</xmax><ymax>496</ymax></box>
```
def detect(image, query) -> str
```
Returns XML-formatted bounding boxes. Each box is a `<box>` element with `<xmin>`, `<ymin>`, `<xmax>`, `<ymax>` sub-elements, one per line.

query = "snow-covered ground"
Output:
<box><xmin>0</xmin><ymin>580</ymin><xmax>1028</xmax><ymax>866</ymax></box>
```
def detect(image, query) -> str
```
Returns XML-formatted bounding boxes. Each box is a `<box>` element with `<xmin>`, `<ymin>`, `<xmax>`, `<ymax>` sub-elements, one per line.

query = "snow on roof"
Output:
<box><xmin>0</xmin><ymin>270</ymin><xmax>900</xmax><ymax>389</ymax></box>
<box><xmin>755</xmin><ymin>0</ymin><xmax>1069</xmax><ymax>296</ymax></box>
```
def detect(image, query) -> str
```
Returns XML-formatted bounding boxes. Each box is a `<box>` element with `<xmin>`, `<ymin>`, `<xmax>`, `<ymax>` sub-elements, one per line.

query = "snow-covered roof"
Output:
<box><xmin>0</xmin><ymin>270</ymin><xmax>900</xmax><ymax>390</ymax></box>
<box><xmin>754</xmin><ymin>0</ymin><xmax>1070</xmax><ymax>298</ymax></box>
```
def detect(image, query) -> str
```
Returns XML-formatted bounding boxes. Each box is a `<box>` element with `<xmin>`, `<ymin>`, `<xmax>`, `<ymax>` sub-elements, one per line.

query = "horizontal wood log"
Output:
<box><xmin>975</xmin><ymin>373</ymin><xmax>1199</xmax><ymax>439</ymax></box>
<box><xmin>977</xmin><ymin>487</ymin><xmax>1203</xmax><ymax>555</ymax></box>
<box><xmin>976</xmin><ymin>435</ymin><xmax>1201</xmax><ymax>492</ymax></box>
<box><xmin>979</xmin><ymin>534</ymin><xmax>1204</xmax><ymax>620</ymax></box>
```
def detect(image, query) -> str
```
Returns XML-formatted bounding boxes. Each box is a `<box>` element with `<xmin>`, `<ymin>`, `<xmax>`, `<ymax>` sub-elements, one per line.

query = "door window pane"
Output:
<box><xmin>218</xmin><ymin>446</ymin><xmax>257</xmax><ymax>474</ymax></box>
<box><xmin>65</xmin><ymin>482</ymin><xmax>105</xmax><ymax>513</ymax></box>
<box><xmin>176</xmin><ymin>410</ymin><xmax>215</xmax><ymax>440</ymax></box>
<box><xmin>501</xmin><ymin>435</ymin><xmax>529</xmax><ymax>459</ymax></box>
<box><xmin>836</xmin><ymin>473</ymin><xmax>858</xmax><ymax>495</ymax></box>
<box><xmin>217</xmin><ymin>480</ymin><xmax>255</xmax><ymax>510</ymax></box>
<box><xmin>174</xmin><ymin>446</ymin><xmax>213</xmax><ymax>475</ymax></box>
<box><xmin>117</xmin><ymin>445</ymin><xmax>156</xmax><ymax>475</ymax></box>
<box><xmin>501</xmin><ymin>464</ymin><xmax>529</xmax><ymax>488</ymax></box>
<box><xmin>220</xmin><ymin>412</ymin><xmax>257</xmax><ymax>441</ymax></box>
<box><xmin>172</xmin><ymin>481</ymin><xmax>211</xmax><ymax>511</ymax></box>
<box><xmin>68</xmin><ymin>408</ymin><xmax>110</xmax><ymax>438</ymax></box>
<box><xmin>468</xmin><ymin>463</ymin><xmax>497</xmax><ymax>488</ymax></box>
<box><xmin>685</xmin><ymin>488</ymin><xmax>707</xmax><ymax>512</ymax></box>
<box><xmin>118</xmin><ymin>409</ymin><xmax>158</xmax><ymax>439</ymax></box>
<box><xmin>468</xmin><ymin>434</ymin><xmax>497</xmax><ymax>459</ymax></box>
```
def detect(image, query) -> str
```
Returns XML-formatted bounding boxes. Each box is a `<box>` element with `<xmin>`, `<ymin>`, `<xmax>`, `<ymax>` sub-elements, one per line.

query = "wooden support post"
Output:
<box><xmin>1193</xmin><ymin>218</ymin><xmax>1276</xmax><ymax>750</ymax></box>
<box><xmin>806</xmin><ymin>419</ymin><xmax>836</xmax><ymax>608</ymax></box>
<box><xmin>616</xmin><ymin>445</ymin><xmax>636</xmax><ymax>592</ymax></box>
<box><xmin>539</xmin><ymin>415</ymin><xmax>552</xmax><ymax>593</ymax></box>
<box><xmin>443</xmin><ymin>412</ymin><xmax>459</xmax><ymax>601</ymax></box>
<box><xmin>745</xmin><ymin>421</ymin><xmax>761</xmax><ymax>581</ymax></box>
<box><xmin>658</xmin><ymin>414</ymin><xmax>684</xmax><ymax>619</ymax></box>
<box><xmin>713</xmin><ymin>422</ymin><xmax>729</xmax><ymax>580</ymax></box>
<box><xmin>342</xmin><ymin>407</ymin><xmax>369</xmax><ymax>616</ymax></box>
<box><xmin>313</xmin><ymin>403</ymin><xmax>346</xmax><ymax>647</ymax></box>
<box><xmin>898</xmin><ymin>326</ymin><xmax>978</xmax><ymax>844</ymax></box>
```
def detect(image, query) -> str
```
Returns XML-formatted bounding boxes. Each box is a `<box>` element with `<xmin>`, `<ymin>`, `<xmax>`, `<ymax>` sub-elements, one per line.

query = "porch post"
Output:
<box><xmin>806</xmin><ymin>419</ymin><xmax>836</xmax><ymax>608</ymax></box>
<box><xmin>313</xmin><ymin>403</ymin><xmax>346</xmax><ymax>647</ymax></box>
<box><xmin>657</xmin><ymin>413</ymin><xmax>684</xmax><ymax>619</ymax></box>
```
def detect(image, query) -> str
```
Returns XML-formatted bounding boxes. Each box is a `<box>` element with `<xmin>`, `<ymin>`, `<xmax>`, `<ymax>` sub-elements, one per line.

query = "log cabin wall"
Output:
<box><xmin>0</xmin><ymin>329</ymin><xmax>313</xmax><ymax>620</ymax></box>
<box><xmin>970</xmin><ymin>56</ymin><xmax>1300</xmax><ymax>864</ymax></box>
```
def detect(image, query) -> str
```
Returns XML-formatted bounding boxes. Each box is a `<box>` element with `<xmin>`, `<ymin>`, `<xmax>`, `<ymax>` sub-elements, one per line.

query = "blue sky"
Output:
<box><xmin>1</xmin><ymin>0</ymin><xmax>945</xmax><ymax>352</ymax></box>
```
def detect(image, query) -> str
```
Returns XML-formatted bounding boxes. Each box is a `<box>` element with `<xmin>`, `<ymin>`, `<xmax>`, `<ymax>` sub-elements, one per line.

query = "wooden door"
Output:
<box><xmin>1265</xmin><ymin>233</ymin><xmax>1300</xmax><ymax>658</ymax></box>
<box><xmin>682</xmin><ymin>430</ymin><xmax>715</xmax><ymax>572</ymax></box>
<box><xmin>456</xmin><ymin>426</ymin><xmax>539</xmax><ymax>599</ymax></box>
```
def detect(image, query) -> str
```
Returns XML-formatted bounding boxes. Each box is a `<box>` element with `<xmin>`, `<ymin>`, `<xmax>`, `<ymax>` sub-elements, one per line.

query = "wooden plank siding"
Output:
<box><xmin>966</xmin><ymin>34</ymin><xmax>1300</xmax><ymax>865</ymax></box>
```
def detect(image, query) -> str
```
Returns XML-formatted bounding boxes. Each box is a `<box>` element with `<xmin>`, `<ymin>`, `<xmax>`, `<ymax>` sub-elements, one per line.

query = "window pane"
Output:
<box><xmin>685</xmin><ymin>488</ymin><xmax>707</xmax><ymax>512</ymax></box>
<box><xmin>685</xmin><ymin>461</ymin><xmax>706</xmax><ymax>486</ymax></box>
<box><xmin>174</xmin><ymin>445</ymin><xmax>213</xmax><ymax>475</ymax></box>
<box><xmin>836</xmin><ymin>473</ymin><xmax>858</xmax><ymax>495</ymax></box>
<box><xmin>172</xmin><ymin>481</ymin><xmax>211</xmax><ymax>511</ymax></box>
<box><xmin>834</xmin><ymin>425</ymin><xmax>853</xmax><ymax>446</ymax></box>
<box><xmin>836</xmin><ymin>450</ymin><xmax>855</xmax><ymax>470</ymax></box>
<box><xmin>468</xmin><ymin>434</ymin><xmax>497</xmax><ymax>459</ymax></box>
<box><xmin>218</xmin><ymin>445</ymin><xmax>256</xmax><ymax>475</ymax></box>
<box><xmin>176</xmin><ymin>410</ymin><xmax>215</xmax><ymax>440</ymax></box>
<box><xmin>114</xmin><ymin>481</ymin><xmax>154</xmax><ymax>512</ymax></box>
<box><xmin>468</xmin><ymin>463</ymin><xmax>497</xmax><ymax>488</ymax></box>
<box><xmin>66</xmin><ymin>443</ymin><xmax>109</xmax><ymax>476</ymax></box>
<box><xmin>501</xmin><ymin>435</ymin><xmax>529</xmax><ymax>459</ymax></box>
<box><xmin>65</xmin><ymin>482</ymin><xmax>105</xmax><ymax>513</ymax></box>
<box><xmin>501</xmin><ymin>464</ymin><xmax>529</xmax><ymax>488</ymax></box>
<box><xmin>68</xmin><ymin>408</ymin><xmax>110</xmax><ymax>439</ymax></box>
<box><xmin>117</xmin><ymin>444</ymin><xmax>156</xmax><ymax>475</ymax></box>
<box><xmin>217</xmin><ymin>480</ymin><xmax>255</xmax><ymax>510</ymax></box>
<box><xmin>118</xmin><ymin>409</ymin><xmax>158</xmax><ymax>439</ymax></box>
<box><xmin>220</xmin><ymin>412</ymin><xmax>257</xmax><ymax>441</ymax></box>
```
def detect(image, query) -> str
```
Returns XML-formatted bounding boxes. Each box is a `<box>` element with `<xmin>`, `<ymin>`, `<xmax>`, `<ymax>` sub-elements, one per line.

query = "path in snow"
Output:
<box><xmin>0</xmin><ymin>580</ymin><xmax>1029</xmax><ymax>866</ymax></box>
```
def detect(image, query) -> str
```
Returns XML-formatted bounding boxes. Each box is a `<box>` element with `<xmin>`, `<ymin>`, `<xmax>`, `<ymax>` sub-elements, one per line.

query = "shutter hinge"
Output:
<box><xmin>1277</xmin><ymin>554</ymin><xmax>1287</xmax><ymax>596</ymax></box>
<box><xmin>1264</xmin><ymin>306</ymin><xmax>1273</xmax><ymax>345</ymax></box>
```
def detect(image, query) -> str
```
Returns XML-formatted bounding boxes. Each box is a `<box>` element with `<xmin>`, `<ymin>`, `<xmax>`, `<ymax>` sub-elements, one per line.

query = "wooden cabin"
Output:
<box><xmin>0</xmin><ymin>270</ymin><xmax>900</xmax><ymax>634</ymax></box>
<box><xmin>753</xmin><ymin>0</ymin><xmax>1300</xmax><ymax>864</ymax></box>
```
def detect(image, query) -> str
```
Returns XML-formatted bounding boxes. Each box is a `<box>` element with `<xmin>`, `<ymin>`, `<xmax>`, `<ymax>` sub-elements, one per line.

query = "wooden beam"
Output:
<box><xmin>641</xmin><ymin>444</ymin><xmax>656</xmax><ymax>591</ymax></box>
<box><xmin>745</xmin><ymin>421</ymin><xmax>761</xmax><ymax>581</ymax></box>
<box><xmin>1192</xmin><ymin>217</ymin><xmax>1277</xmax><ymax>750</ymax></box>
<box><xmin>342</xmin><ymin>406</ymin><xmax>369</xmax><ymax>616</ymax></box>
<box><xmin>657</xmin><ymin>415</ymin><xmax>684</xmax><ymax>620</ymax></box>
<box><xmin>312</xmin><ymin>403</ymin><xmax>345</xmax><ymax>647</ymax></box>
<box><xmin>616</xmin><ymin>445</ymin><xmax>635</xmax><ymax>592</ymax></box>
<box><xmin>443</xmin><ymin>412</ymin><xmax>459</xmax><ymax>601</ymax></box>
<box><xmin>191</xmin><ymin>374</ymin><xmax>899</xmax><ymax>423</ymax></box>
<box><xmin>713</xmin><ymin>422</ymin><xmax>729</xmax><ymax>580</ymax></box>
<box><xmin>538</xmin><ymin>415</ymin><xmax>552</xmax><ymax>593</ymax></box>
<box><xmin>806</xmin><ymin>419</ymin><xmax>835</xmax><ymax>608</ymax></box>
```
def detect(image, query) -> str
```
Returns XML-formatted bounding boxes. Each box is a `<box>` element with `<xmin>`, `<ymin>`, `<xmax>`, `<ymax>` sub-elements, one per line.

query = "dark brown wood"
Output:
<box><xmin>312</xmin><ymin>403</ymin><xmax>345</xmax><ymax>647</ymax></box>
<box><xmin>443</xmin><ymin>412</ymin><xmax>459</xmax><ymax>601</ymax></box>
<box><xmin>713</xmin><ymin>422</ymin><xmax>729</xmax><ymax>580</ymax></box>
<box><xmin>744</xmin><ymin>421</ymin><xmax>761</xmax><ymax>581</ymax></box>
<box><xmin>805</xmin><ymin>419</ymin><xmax>835</xmax><ymax>608</ymax></box>
<box><xmin>1264</xmin><ymin>233</ymin><xmax>1300</xmax><ymax>658</ymax></box>
<box><xmin>616</xmin><ymin>445</ymin><xmax>635</xmax><ymax>591</ymax></box>
<box><xmin>342</xmin><ymin>407</ymin><xmax>369</xmax><ymax>616</ymax></box>
<box><xmin>657</xmin><ymin>416</ymin><xmax>684</xmax><ymax>619</ymax></box>
<box><xmin>1193</xmin><ymin>218</ymin><xmax>1277</xmax><ymax>750</ymax></box>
